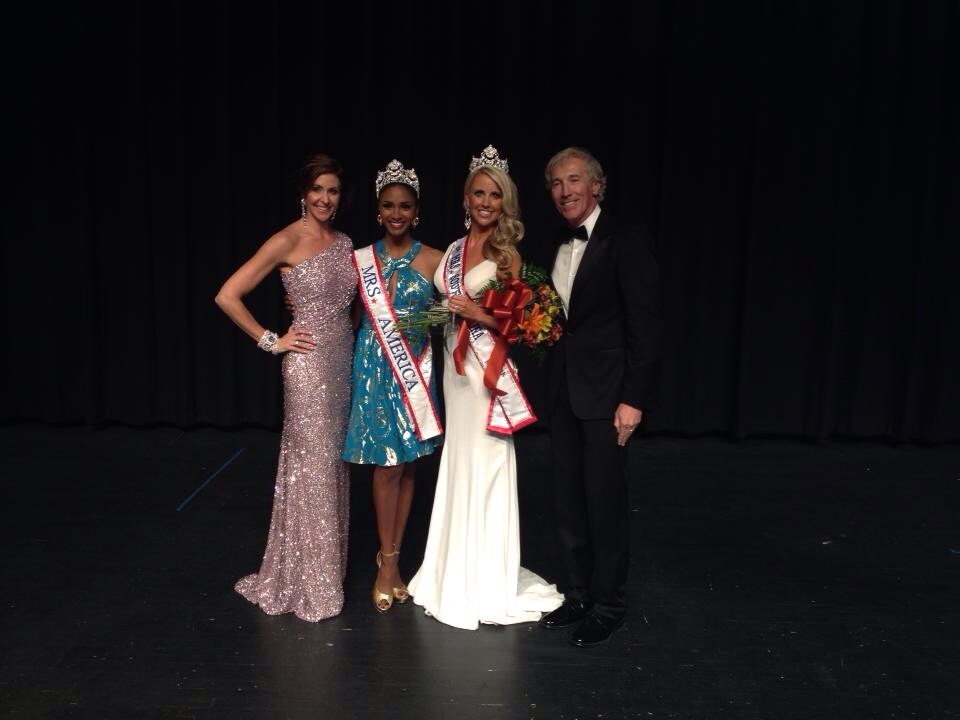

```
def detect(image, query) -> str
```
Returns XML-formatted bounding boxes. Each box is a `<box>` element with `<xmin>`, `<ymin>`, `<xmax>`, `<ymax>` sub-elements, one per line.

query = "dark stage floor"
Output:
<box><xmin>1</xmin><ymin>424</ymin><xmax>958</xmax><ymax>719</ymax></box>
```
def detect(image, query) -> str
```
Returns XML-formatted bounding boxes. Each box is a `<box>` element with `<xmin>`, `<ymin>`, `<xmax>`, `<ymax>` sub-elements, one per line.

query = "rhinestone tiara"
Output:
<box><xmin>468</xmin><ymin>144</ymin><xmax>509</xmax><ymax>174</ymax></box>
<box><xmin>375</xmin><ymin>159</ymin><xmax>420</xmax><ymax>197</ymax></box>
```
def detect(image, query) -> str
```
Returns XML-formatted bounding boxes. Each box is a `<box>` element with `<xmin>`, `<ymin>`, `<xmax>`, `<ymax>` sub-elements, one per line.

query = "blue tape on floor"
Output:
<box><xmin>176</xmin><ymin>447</ymin><xmax>246</xmax><ymax>512</ymax></box>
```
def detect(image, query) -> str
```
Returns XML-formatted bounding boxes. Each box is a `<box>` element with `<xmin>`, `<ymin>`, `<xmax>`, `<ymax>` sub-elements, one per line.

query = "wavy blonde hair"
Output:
<box><xmin>464</xmin><ymin>165</ymin><xmax>524</xmax><ymax>275</ymax></box>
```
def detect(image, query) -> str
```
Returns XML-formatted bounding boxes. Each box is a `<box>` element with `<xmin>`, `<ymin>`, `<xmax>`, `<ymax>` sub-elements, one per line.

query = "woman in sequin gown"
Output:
<box><xmin>407</xmin><ymin>149</ymin><xmax>564</xmax><ymax>630</ymax></box>
<box><xmin>342</xmin><ymin>164</ymin><xmax>444</xmax><ymax>612</ymax></box>
<box><xmin>214</xmin><ymin>153</ymin><xmax>356</xmax><ymax>622</ymax></box>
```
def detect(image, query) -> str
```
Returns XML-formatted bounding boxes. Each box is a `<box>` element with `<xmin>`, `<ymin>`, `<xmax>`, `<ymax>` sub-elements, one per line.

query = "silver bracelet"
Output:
<box><xmin>257</xmin><ymin>329</ymin><xmax>280</xmax><ymax>354</ymax></box>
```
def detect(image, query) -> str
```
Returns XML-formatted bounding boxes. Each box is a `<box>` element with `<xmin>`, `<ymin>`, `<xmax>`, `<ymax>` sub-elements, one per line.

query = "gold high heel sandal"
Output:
<box><xmin>389</xmin><ymin>548</ymin><xmax>410</xmax><ymax>604</ymax></box>
<box><xmin>372</xmin><ymin>551</ymin><xmax>393</xmax><ymax>613</ymax></box>
<box><xmin>378</xmin><ymin>547</ymin><xmax>410</xmax><ymax>604</ymax></box>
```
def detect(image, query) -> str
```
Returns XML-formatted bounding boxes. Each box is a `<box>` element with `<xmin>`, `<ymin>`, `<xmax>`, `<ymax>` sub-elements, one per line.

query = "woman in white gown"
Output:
<box><xmin>407</xmin><ymin>146</ymin><xmax>563</xmax><ymax>630</ymax></box>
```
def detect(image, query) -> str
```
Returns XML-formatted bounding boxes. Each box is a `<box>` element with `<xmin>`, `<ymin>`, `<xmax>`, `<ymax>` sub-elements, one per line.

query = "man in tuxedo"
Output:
<box><xmin>537</xmin><ymin>147</ymin><xmax>661</xmax><ymax>647</ymax></box>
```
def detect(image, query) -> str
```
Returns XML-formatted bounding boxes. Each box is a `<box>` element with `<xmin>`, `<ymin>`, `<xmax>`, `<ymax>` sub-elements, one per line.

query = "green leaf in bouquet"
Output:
<box><xmin>393</xmin><ymin>299</ymin><xmax>452</xmax><ymax>333</ymax></box>
<box><xmin>519</xmin><ymin>262</ymin><xmax>551</xmax><ymax>286</ymax></box>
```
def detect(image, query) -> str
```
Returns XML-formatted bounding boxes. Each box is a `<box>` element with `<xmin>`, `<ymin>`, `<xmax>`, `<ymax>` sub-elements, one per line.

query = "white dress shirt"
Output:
<box><xmin>552</xmin><ymin>205</ymin><xmax>602</xmax><ymax>315</ymax></box>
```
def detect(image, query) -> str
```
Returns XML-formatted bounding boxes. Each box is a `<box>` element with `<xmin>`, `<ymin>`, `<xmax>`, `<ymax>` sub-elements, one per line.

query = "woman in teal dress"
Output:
<box><xmin>342</xmin><ymin>159</ymin><xmax>444</xmax><ymax>612</ymax></box>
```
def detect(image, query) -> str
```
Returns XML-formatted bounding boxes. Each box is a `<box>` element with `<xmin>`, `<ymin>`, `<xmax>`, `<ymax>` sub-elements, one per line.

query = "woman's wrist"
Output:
<box><xmin>257</xmin><ymin>329</ymin><xmax>280</xmax><ymax>354</ymax></box>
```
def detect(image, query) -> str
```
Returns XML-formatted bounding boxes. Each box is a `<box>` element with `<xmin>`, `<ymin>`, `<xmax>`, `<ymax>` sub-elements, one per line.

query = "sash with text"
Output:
<box><xmin>442</xmin><ymin>237</ymin><xmax>536</xmax><ymax>435</ymax></box>
<box><xmin>353</xmin><ymin>245</ymin><xmax>443</xmax><ymax>441</ymax></box>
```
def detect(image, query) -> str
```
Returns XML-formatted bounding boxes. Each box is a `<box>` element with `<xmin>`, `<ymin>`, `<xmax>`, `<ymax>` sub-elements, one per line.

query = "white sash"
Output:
<box><xmin>352</xmin><ymin>245</ymin><xmax>443</xmax><ymax>441</ymax></box>
<box><xmin>443</xmin><ymin>238</ymin><xmax>536</xmax><ymax>435</ymax></box>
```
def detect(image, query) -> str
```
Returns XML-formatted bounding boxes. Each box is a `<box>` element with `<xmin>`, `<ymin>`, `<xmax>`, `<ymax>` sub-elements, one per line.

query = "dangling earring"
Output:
<box><xmin>376</xmin><ymin>215</ymin><xmax>383</xmax><ymax>226</ymax></box>
<box><xmin>330</xmin><ymin>210</ymin><xmax>337</xmax><ymax>222</ymax></box>
<box><xmin>463</xmin><ymin>210</ymin><xmax>471</xmax><ymax>230</ymax></box>
<box><xmin>301</xmin><ymin>198</ymin><xmax>307</xmax><ymax>226</ymax></box>
<box><xmin>412</xmin><ymin>216</ymin><xmax>419</xmax><ymax>228</ymax></box>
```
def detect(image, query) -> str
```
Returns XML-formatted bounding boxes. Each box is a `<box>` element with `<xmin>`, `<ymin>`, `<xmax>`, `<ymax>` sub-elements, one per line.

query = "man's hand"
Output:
<box><xmin>614</xmin><ymin>403</ymin><xmax>643</xmax><ymax>446</ymax></box>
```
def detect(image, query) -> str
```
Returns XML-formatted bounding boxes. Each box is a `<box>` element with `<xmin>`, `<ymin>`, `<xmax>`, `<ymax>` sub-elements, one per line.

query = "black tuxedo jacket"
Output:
<box><xmin>547</xmin><ymin>210</ymin><xmax>661</xmax><ymax>420</ymax></box>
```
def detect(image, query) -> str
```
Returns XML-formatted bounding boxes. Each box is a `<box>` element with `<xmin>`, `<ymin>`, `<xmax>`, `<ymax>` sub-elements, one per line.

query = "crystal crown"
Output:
<box><xmin>468</xmin><ymin>145</ymin><xmax>509</xmax><ymax>174</ymax></box>
<box><xmin>375</xmin><ymin>159</ymin><xmax>420</xmax><ymax>196</ymax></box>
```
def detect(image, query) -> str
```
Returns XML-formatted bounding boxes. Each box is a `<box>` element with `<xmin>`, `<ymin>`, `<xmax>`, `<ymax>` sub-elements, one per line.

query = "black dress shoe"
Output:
<box><xmin>568</xmin><ymin>612</ymin><xmax>625</xmax><ymax>647</ymax></box>
<box><xmin>538</xmin><ymin>600</ymin><xmax>592</xmax><ymax>629</ymax></box>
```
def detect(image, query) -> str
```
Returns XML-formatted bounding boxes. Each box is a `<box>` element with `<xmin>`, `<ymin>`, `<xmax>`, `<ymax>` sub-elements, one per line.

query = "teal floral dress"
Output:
<box><xmin>342</xmin><ymin>240</ymin><xmax>442</xmax><ymax>466</ymax></box>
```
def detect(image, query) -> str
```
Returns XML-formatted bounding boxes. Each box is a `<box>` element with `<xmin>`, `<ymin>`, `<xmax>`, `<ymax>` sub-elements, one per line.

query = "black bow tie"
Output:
<box><xmin>569</xmin><ymin>225</ymin><xmax>588</xmax><ymax>241</ymax></box>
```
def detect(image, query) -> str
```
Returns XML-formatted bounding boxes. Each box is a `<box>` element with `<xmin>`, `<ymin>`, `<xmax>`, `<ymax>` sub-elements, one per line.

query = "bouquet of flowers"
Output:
<box><xmin>395</xmin><ymin>262</ymin><xmax>563</xmax><ymax>362</ymax></box>
<box><xmin>482</xmin><ymin>263</ymin><xmax>563</xmax><ymax>361</ymax></box>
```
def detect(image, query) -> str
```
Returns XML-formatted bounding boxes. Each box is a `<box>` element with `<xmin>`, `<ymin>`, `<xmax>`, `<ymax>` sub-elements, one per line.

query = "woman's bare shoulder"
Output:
<box><xmin>267</xmin><ymin>222</ymin><xmax>302</xmax><ymax>251</ymax></box>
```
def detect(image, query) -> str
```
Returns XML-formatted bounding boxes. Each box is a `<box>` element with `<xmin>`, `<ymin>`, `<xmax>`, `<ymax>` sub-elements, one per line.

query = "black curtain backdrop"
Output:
<box><xmin>4</xmin><ymin>1</ymin><xmax>958</xmax><ymax>442</ymax></box>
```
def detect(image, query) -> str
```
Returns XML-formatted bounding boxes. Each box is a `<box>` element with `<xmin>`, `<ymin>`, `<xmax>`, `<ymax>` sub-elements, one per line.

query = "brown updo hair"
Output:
<box><xmin>297</xmin><ymin>153</ymin><xmax>350</xmax><ymax>213</ymax></box>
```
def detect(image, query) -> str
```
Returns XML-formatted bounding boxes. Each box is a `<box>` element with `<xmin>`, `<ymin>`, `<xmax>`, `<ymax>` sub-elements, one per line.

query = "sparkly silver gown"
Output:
<box><xmin>235</xmin><ymin>232</ymin><xmax>357</xmax><ymax>622</ymax></box>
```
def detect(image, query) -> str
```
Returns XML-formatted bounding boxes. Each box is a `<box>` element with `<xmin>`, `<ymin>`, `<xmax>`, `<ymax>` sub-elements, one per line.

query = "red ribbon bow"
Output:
<box><xmin>482</xmin><ymin>280</ymin><xmax>532</xmax><ymax>345</ymax></box>
<box><xmin>478</xmin><ymin>280</ymin><xmax>532</xmax><ymax>395</ymax></box>
<box><xmin>451</xmin><ymin>280</ymin><xmax>533</xmax><ymax>397</ymax></box>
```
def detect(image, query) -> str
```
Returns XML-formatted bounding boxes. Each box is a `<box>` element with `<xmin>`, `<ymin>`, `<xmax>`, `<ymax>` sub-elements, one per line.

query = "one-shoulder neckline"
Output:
<box><xmin>452</xmin><ymin>236</ymin><xmax>496</xmax><ymax>279</ymax></box>
<box><xmin>281</xmin><ymin>232</ymin><xmax>345</xmax><ymax>274</ymax></box>
<box><xmin>464</xmin><ymin>258</ymin><xmax>496</xmax><ymax>275</ymax></box>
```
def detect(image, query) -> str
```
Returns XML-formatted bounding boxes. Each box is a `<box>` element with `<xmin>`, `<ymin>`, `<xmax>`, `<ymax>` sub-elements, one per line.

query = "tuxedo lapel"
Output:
<box><xmin>550</xmin><ymin>239</ymin><xmax>563</xmax><ymax>281</ymax></box>
<box><xmin>568</xmin><ymin>211</ymin><xmax>614</xmax><ymax>319</ymax></box>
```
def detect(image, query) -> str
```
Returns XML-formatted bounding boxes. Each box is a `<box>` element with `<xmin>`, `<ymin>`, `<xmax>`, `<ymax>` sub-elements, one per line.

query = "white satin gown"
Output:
<box><xmin>407</xmin><ymin>246</ymin><xmax>563</xmax><ymax>630</ymax></box>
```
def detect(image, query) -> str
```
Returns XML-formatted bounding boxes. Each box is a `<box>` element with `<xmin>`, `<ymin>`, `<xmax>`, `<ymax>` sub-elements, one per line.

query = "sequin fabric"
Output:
<box><xmin>342</xmin><ymin>240</ymin><xmax>442</xmax><ymax>466</ymax></box>
<box><xmin>235</xmin><ymin>231</ymin><xmax>357</xmax><ymax>622</ymax></box>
